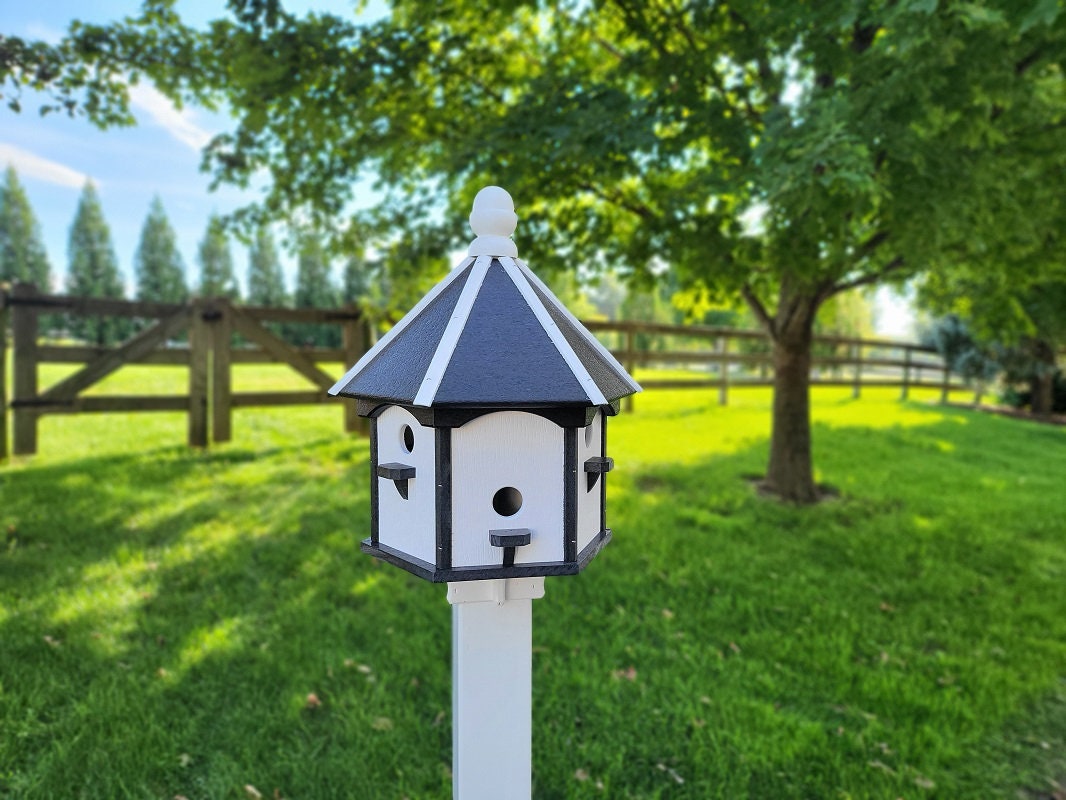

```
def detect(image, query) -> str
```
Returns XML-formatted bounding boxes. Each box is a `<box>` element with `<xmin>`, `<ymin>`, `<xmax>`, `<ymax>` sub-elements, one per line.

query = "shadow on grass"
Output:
<box><xmin>0</xmin><ymin>404</ymin><xmax>1063</xmax><ymax>799</ymax></box>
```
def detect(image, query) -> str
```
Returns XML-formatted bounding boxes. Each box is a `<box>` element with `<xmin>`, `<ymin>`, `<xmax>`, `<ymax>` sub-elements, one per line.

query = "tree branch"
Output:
<box><xmin>1016</xmin><ymin>49</ymin><xmax>1043</xmax><ymax>75</ymax></box>
<box><xmin>578</xmin><ymin>182</ymin><xmax>657</xmax><ymax>222</ymax></box>
<box><xmin>855</xmin><ymin>229</ymin><xmax>891</xmax><ymax>261</ymax></box>
<box><xmin>741</xmin><ymin>282</ymin><xmax>776</xmax><ymax>339</ymax></box>
<box><xmin>776</xmin><ymin>273</ymin><xmax>808</xmax><ymax>337</ymax></box>
<box><xmin>830</xmin><ymin>255</ymin><xmax>907</xmax><ymax>295</ymax></box>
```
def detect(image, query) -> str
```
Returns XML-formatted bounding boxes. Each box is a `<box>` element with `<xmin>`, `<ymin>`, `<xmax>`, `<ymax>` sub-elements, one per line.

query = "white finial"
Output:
<box><xmin>468</xmin><ymin>186</ymin><xmax>518</xmax><ymax>257</ymax></box>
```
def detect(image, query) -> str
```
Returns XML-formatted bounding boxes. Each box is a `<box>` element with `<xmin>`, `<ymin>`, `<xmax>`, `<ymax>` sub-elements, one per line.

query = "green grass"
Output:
<box><xmin>1</xmin><ymin>364</ymin><xmax>1064</xmax><ymax>799</ymax></box>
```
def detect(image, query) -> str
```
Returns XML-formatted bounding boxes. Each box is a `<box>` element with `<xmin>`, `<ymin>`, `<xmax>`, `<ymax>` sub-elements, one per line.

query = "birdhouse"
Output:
<box><xmin>330</xmin><ymin>187</ymin><xmax>640</xmax><ymax>582</ymax></box>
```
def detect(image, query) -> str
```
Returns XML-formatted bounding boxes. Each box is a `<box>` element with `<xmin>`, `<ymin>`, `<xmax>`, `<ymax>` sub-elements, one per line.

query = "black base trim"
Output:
<box><xmin>360</xmin><ymin>529</ymin><xmax>612</xmax><ymax>583</ymax></box>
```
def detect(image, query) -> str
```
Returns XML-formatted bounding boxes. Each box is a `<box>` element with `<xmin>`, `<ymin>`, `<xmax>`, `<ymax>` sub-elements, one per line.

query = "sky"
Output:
<box><xmin>1</xmin><ymin>0</ymin><xmax>369</xmax><ymax>299</ymax></box>
<box><xmin>1</xmin><ymin>0</ymin><xmax>915</xmax><ymax>337</ymax></box>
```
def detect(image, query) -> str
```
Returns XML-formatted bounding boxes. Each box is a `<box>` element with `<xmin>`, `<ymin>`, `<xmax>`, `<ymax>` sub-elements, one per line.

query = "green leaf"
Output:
<box><xmin>1020</xmin><ymin>0</ymin><xmax>1060</xmax><ymax>31</ymax></box>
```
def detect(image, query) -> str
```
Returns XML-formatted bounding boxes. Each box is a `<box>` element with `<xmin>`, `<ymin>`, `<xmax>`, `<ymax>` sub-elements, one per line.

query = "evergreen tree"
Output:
<box><xmin>0</xmin><ymin>165</ymin><xmax>51</xmax><ymax>289</ymax></box>
<box><xmin>246</xmin><ymin>226</ymin><xmax>286</xmax><ymax>307</ymax></box>
<box><xmin>293</xmin><ymin>234</ymin><xmax>338</xmax><ymax>346</ymax></box>
<box><xmin>67</xmin><ymin>181</ymin><xmax>125</xmax><ymax>344</ymax></box>
<box><xmin>197</xmin><ymin>214</ymin><xmax>239</xmax><ymax>300</ymax></box>
<box><xmin>134</xmin><ymin>196</ymin><xmax>187</xmax><ymax>303</ymax></box>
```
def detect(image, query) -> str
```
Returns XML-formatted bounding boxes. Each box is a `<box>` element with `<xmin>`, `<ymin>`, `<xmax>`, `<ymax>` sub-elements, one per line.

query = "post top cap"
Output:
<box><xmin>468</xmin><ymin>186</ymin><xmax>518</xmax><ymax>257</ymax></box>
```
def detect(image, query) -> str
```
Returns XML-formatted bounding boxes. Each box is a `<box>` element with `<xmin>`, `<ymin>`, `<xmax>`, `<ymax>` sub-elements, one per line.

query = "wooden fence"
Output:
<box><xmin>1</xmin><ymin>282</ymin><xmax>973</xmax><ymax>460</ymax></box>
<box><xmin>585</xmin><ymin>319</ymin><xmax>968</xmax><ymax>412</ymax></box>
<box><xmin>0</xmin><ymin>283</ymin><xmax>369</xmax><ymax>459</ymax></box>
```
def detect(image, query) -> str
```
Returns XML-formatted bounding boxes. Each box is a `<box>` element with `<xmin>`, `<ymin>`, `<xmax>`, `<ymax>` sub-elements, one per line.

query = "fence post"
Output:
<box><xmin>0</xmin><ymin>285</ymin><xmax>8</xmax><ymax>462</ymax></box>
<box><xmin>623</xmin><ymin>327</ymin><xmax>636</xmax><ymax>413</ymax></box>
<box><xmin>940</xmin><ymin>360</ymin><xmax>950</xmax><ymax>404</ymax></box>
<box><xmin>12</xmin><ymin>283</ymin><xmax>39</xmax><ymax>456</ymax></box>
<box><xmin>342</xmin><ymin>311</ymin><xmax>370</xmax><ymax>435</ymax></box>
<box><xmin>852</xmin><ymin>342</ymin><xmax>863</xmax><ymax>399</ymax></box>
<box><xmin>717</xmin><ymin>335</ymin><xmax>729</xmax><ymax>406</ymax></box>
<box><xmin>901</xmin><ymin>347</ymin><xmax>911</xmax><ymax>400</ymax></box>
<box><xmin>188</xmin><ymin>301</ymin><xmax>209</xmax><ymax>448</ymax></box>
<box><xmin>211</xmin><ymin>300</ymin><xmax>233</xmax><ymax>444</ymax></box>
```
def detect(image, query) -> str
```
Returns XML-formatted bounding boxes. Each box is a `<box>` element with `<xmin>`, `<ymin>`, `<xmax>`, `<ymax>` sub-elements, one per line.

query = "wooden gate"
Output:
<box><xmin>0</xmin><ymin>283</ymin><xmax>368</xmax><ymax>458</ymax></box>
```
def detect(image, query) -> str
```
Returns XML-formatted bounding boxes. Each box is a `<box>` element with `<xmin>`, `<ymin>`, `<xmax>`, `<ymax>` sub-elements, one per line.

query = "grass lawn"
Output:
<box><xmin>1</xmin><ymin>363</ymin><xmax>1064</xmax><ymax>799</ymax></box>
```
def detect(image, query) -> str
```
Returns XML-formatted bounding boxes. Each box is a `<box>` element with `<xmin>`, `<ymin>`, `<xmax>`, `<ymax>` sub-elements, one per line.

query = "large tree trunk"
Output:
<box><xmin>745</xmin><ymin>278</ymin><xmax>824</xmax><ymax>505</ymax></box>
<box><xmin>1031</xmin><ymin>373</ymin><xmax>1054</xmax><ymax>416</ymax></box>
<box><xmin>765</xmin><ymin>317</ymin><xmax>820</xmax><ymax>503</ymax></box>
<box><xmin>1029</xmin><ymin>338</ymin><xmax>1056</xmax><ymax>417</ymax></box>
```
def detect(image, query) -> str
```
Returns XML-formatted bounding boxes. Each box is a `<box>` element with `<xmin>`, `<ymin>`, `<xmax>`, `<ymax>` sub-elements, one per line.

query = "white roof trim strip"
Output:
<box><xmin>413</xmin><ymin>254</ymin><xmax>492</xmax><ymax>407</ymax></box>
<box><xmin>499</xmin><ymin>257</ymin><xmax>608</xmax><ymax>406</ymax></box>
<box><xmin>514</xmin><ymin>258</ymin><xmax>643</xmax><ymax>394</ymax></box>
<box><xmin>328</xmin><ymin>256</ymin><xmax>476</xmax><ymax>396</ymax></box>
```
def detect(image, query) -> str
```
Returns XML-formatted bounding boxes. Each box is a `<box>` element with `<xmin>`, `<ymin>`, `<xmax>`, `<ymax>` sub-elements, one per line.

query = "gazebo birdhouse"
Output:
<box><xmin>330</xmin><ymin>186</ymin><xmax>640</xmax><ymax>583</ymax></box>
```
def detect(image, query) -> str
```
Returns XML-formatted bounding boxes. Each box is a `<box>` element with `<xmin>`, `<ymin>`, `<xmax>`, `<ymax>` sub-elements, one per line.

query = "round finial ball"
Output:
<box><xmin>470</xmin><ymin>186</ymin><xmax>518</xmax><ymax>239</ymax></box>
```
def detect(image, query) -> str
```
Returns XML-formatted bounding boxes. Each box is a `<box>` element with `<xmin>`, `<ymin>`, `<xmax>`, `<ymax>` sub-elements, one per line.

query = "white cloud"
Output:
<box><xmin>0</xmin><ymin>143</ymin><xmax>90</xmax><ymax>187</ymax></box>
<box><xmin>128</xmin><ymin>84</ymin><xmax>213</xmax><ymax>151</ymax></box>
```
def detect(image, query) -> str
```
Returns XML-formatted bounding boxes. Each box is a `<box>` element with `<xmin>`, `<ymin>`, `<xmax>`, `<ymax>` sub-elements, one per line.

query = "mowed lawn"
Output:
<box><xmin>1</xmin><ymin>361</ymin><xmax>1064</xmax><ymax>799</ymax></box>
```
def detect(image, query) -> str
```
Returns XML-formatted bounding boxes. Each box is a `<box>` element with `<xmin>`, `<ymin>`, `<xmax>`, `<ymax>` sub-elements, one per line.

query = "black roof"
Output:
<box><xmin>329</xmin><ymin>255</ymin><xmax>640</xmax><ymax>408</ymax></box>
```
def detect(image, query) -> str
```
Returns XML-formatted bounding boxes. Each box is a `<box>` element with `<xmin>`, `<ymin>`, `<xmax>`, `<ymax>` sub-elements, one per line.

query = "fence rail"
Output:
<box><xmin>0</xmin><ymin>283</ymin><xmax>369</xmax><ymax>459</ymax></box>
<box><xmin>2</xmin><ymin>282</ymin><xmax>978</xmax><ymax>460</ymax></box>
<box><xmin>583</xmin><ymin>318</ymin><xmax>967</xmax><ymax>412</ymax></box>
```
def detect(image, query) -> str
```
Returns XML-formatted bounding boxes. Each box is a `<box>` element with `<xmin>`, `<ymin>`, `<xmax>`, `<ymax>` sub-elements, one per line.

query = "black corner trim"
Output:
<box><xmin>564</xmin><ymin>427</ymin><xmax>578</xmax><ymax>563</ymax></box>
<box><xmin>369</xmin><ymin>419</ymin><xmax>379</xmax><ymax>546</ymax></box>
<box><xmin>435</xmin><ymin>427</ymin><xmax>452</xmax><ymax>570</ymax></box>
<box><xmin>600</xmin><ymin>415</ymin><xmax>608</xmax><ymax>535</ymax></box>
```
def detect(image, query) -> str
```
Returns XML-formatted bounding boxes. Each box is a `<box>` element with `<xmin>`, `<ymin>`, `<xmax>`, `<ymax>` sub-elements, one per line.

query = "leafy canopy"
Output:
<box><xmin>5</xmin><ymin>0</ymin><xmax>1063</xmax><ymax>322</ymax></box>
<box><xmin>5</xmin><ymin>0</ymin><xmax>1066</xmax><ymax>498</ymax></box>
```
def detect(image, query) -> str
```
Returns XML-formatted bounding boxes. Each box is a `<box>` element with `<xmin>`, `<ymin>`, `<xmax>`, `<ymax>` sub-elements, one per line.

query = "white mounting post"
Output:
<box><xmin>447</xmin><ymin>577</ymin><xmax>545</xmax><ymax>800</ymax></box>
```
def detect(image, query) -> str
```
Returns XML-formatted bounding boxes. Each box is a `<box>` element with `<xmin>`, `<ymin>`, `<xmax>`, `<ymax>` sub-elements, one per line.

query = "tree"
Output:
<box><xmin>1013</xmin><ymin>282</ymin><xmax>1066</xmax><ymax>414</ymax></box>
<box><xmin>292</xmin><ymin>233</ymin><xmax>338</xmax><ymax>346</ymax></box>
<box><xmin>197</xmin><ymin>214</ymin><xmax>239</xmax><ymax>300</ymax></box>
<box><xmin>921</xmin><ymin>275</ymin><xmax>1066</xmax><ymax>415</ymax></box>
<box><xmin>5</xmin><ymin>2</ymin><xmax>1066</xmax><ymax>501</ymax></box>
<box><xmin>357</xmin><ymin>228</ymin><xmax>451</xmax><ymax>331</ymax></box>
<box><xmin>921</xmin><ymin>314</ymin><xmax>1001</xmax><ymax>403</ymax></box>
<box><xmin>0</xmin><ymin>165</ymin><xmax>51</xmax><ymax>289</ymax></box>
<box><xmin>67</xmin><ymin>180</ymin><xmax>125</xmax><ymax>344</ymax></box>
<box><xmin>134</xmin><ymin>196</ymin><xmax>187</xmax><ymax>304</ymax></box>
<box><xmin>247</xmin><ymin>226</ymin><xmax>287</xmax><ymax>307</ymax></box>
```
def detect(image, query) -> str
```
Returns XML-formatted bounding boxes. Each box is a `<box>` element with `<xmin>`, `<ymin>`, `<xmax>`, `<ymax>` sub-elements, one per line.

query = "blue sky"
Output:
<box><xmin>2</xmin><ymin>1</ymin><xmax>914</xmax><ymax>335</ymax></box>
<box><xmin>1</xmin><ymin>0</ymin><xmax>369</xmax><ymax>298</ymax></box>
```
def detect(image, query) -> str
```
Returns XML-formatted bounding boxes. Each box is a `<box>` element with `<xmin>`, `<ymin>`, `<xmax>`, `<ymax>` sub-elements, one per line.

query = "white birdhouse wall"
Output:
<box><xmin>451</xmin><ymin>411</ymin><xmax>564</xmax><ymax>569</ymax></box>
<box><xmin>375</xmin><ymin>405</ymin><xmax>437</xmax><ymax>566</ymax></box>
<box><xmin>576</xmin><ymin>411</ymin><xmax>605</xmax><ymax>554</ymax></box>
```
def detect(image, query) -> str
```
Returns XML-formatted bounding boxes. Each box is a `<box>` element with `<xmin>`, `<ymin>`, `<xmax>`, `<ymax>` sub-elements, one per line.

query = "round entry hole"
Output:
<box><xmin>400</xmin><ymin>424</ymin><xmax>415</xmax><ymax>453</ymax></box>
<box><xmin>492</xmin><ymin>487</ymin><xmax>523</xmax><ymax>517</ymax></box>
